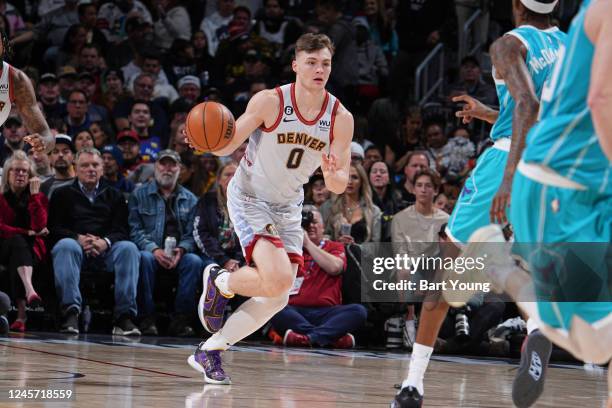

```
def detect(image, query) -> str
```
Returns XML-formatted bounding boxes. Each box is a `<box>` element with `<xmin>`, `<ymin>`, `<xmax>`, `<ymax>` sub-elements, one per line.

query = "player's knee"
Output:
<box><xmin>267</xmin><ymin>291</ymin><xmax>290</xmax><ymax>313</ymax></box>
<box><xmin>263</xmin><ymin>269</ymin><xmax>294</xmax><ymax>297</ymax></box>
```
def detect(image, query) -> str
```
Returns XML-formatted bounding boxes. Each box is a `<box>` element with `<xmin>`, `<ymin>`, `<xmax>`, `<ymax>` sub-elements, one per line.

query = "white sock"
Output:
<box><xmin>202</xmin><ymin>293</ymin><xmax>289</xmax><ymax>350</ymax></box>
<box><xmin>214</xmin><ymin>271</ymin><xmax>234</xmax><ymax>297</ymax></box>
<box><xmin>526</xmin><ymin>317</ymin><xmax>539</xmax><ymax>335</ymax></box>
<box><xmin>402</xmin><ymin>343</ymin><xmax>433</xmax><ymax>395</ymax></box>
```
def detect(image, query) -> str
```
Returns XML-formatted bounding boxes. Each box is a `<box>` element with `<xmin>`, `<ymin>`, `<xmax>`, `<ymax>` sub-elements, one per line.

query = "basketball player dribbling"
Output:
<box><xmin>187</xmin><ymin>33</ymin><xmax>354</xmax><ymax>384</ymax></box>
<box><xmin>391</xmin><ymin>1</ymin><xmax>566</xmax><ymax>407</ymax></box>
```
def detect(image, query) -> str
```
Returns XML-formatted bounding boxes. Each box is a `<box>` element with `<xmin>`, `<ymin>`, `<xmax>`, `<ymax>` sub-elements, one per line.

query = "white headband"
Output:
<box><xmin>520</xmin><ymin>0</ymin><xmax>559</xmax><ymax>14</ymax></box>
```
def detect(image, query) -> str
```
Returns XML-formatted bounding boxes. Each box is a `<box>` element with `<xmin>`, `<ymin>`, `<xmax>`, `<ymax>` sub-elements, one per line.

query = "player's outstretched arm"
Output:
<box><xmin>13</xmin><ymin>69</ymin><xmax>53</xmax><ymax>153</ymax></box>
<box><xmin>212</xmin><ymin>89</ymin><xmax>279</xmax><ymax>157</ymax></box>
<box><xmin>322</xmin><ymin>104</ymin><xmax>353</xmax><ymax>194</ymax></box>
<box><xmin>586</xmin><ymin>0</ymin><xmax>612</xmax><ymax>161</ymax></box>
<box><xmin>452</xmin><ymin>94</ymin><xmax>499</xmax><ymax>124</ymax></box>
<box><xmin>489</xmin><ymin>35</ymin><xmax>539</xmax><ymax>224</ymax></box>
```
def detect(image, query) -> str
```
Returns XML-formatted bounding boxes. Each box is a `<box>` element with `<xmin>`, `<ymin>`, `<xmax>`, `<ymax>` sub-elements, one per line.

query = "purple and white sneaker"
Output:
<box><xmin>187</xmin><ymin>345</ymin><xmax>231</xmax><ymax>385</ymax></box>
<box><xmin>198</xmin><ymin>264</ymin><xmax>232</xmax><ymax>333</ymax></box>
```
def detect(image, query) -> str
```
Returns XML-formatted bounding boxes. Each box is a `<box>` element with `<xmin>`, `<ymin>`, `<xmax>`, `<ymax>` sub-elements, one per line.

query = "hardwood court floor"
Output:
<box><xmin>0</xmin><ymin>333</ymin><xmax>608</xmax><ymax>407</ymax></box>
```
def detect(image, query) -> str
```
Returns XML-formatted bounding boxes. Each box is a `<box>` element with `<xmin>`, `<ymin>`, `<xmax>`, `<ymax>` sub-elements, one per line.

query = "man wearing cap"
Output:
<box><xmin>349</xmin><ymin>141</ymin><xmax>365</xmax><ymax>166</ymax></box>
<box><xmin>38</xmin><ymin>73</ymin><xmax>63</xmax><ymax>122</ymax></box>
<box><xmin>57</xmin><ymin>66</ymin><xmax>78</xmax><ymax>102</ymax></box>
<box><xmin>128</xmin><ymin>149</ymin><xmax>202</xmax><ymax>336</ymax></box>
<box><xmin>42</xmin><ymin>134</ymin><xmax>77</xmax><ymax>199</ymax></box>
<box><xmin>177</xmin><ymin>76</ymin><xmax>201</xmax><ymax>105</ymax></box>
<box><xmin>116</xmin><ymin>129</ymin><xmax>155</xmax><ymax>185</ymax></box>
<box><xmin>50</xmin><ymin>147</ymin><xmax>141</xmax><ymax>336</ymax></box>
<box><xmin>448</xmin><ymin>55</ymin><xmax>497</xmax><ymax>108</ymax></box>
<box><xmin>101</xmin><ymin>144</ymin><xmax>134</xmax><ymax>195</ymax></box>
<box><xmin>0</xmin><ymin>117</ymin><xmax>26</xmax><ymax>167</ymax></box>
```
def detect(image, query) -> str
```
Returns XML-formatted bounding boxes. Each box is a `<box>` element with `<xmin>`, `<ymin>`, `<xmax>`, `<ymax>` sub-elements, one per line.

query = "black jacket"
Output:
<box><xmin>48</xmin><ymin>179</ymin><xmax>129</xmax><ymax>246</ymax></box>
<box><xmin>193</xmin><ymin>192</ymin><xmax>243</xmax><ymax>266</ymax></box>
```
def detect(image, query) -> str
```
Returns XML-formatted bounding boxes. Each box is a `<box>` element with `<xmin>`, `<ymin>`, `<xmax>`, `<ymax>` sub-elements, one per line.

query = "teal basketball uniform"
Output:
<box><xmin>511</xmin><ymin>0</ymin><xmax>611</xmax><ymax>329</ymax></box>
<box><xmin>446</xmin><ymin>25</ymin><xmax>566</xmax><ymax>244</ymax></box>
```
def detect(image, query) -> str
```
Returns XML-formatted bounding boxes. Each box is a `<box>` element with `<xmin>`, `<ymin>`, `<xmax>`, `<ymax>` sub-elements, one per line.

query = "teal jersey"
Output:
<box><xmin>489</xmin><ymin>25</ymin><xmax>566</xmax><ymax>141</ymax></box>
<box><xmin>523</xmin><ymin>0</ymin><xmax>611</xmax><ymax>193</ymax></box>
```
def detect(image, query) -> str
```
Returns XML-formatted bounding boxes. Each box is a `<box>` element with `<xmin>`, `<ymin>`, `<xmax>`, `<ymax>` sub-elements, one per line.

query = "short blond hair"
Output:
<box><xmin>295</xmin><ymin>33</ymin><xmax>335</xmax><ymax>57</ymax></box>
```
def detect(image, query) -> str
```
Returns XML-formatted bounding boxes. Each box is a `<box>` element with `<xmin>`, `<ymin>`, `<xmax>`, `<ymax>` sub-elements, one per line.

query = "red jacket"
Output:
<box><xmin>0</xmin><ymin>192</ymin><xmax>49</xmax><ymax>261</ymax></box>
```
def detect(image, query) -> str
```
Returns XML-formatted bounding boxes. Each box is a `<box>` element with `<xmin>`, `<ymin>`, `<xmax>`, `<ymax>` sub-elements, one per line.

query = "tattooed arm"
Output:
<box><xmin>489</xmin><ymin>35</ymin><xmax>538</xmax><ymax>224</ymax></box>
<box><xmin>12</xmin><ymin>68</ymin><xmax>54</xmax><ymax>153</ymax></box>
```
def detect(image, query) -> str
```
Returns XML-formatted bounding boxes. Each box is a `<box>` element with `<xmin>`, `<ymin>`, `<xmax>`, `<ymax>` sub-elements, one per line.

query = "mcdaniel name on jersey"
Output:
<box><xmin>277</xmin><ymin>132</ymin><xmax>327</xmax><ymax>151</ymax></box>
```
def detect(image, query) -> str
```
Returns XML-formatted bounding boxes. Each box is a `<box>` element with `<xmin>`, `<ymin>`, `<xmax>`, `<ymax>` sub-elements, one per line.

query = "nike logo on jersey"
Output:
<box><xmin>283</xmin><ymin>118</ymin><xmax>297</xmax><ymax>123</ymax></box>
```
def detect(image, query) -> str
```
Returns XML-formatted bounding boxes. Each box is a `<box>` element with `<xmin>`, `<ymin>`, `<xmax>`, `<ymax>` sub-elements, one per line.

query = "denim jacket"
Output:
<box><xmin>128</xmin><ymin>180</ymin><xmax>197</xmax><ymax>253</ymax></box>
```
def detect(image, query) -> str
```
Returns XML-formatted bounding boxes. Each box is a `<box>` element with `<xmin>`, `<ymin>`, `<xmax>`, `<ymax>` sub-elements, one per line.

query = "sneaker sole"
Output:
<box><xmin>187</xmin><ymin>355</ymin><xmax>232</xmax><ymax>385</ymax></box>
<box><xmin>512</xmin><ymin>331</ymin><xmax>552</xmax><ymax>407</ymax></box>
<box><xmin>60</xmin><ymin>327</ymin><xmax>79</xmax><ymax>335</ymax></box>
<box><xmin>198</xmin><ymin>264</ymin><xmax>218</xmax><ymax>334</ymax></box>
<box><xmin>112</xmin><ymin>327</ymin><xmax>141</xmax><ymax>336</ymax></box>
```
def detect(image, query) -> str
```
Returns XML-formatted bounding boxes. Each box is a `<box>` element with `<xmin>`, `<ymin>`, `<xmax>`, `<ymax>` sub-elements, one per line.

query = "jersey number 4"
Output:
<box><xmin>286</xmin><ymin>148</ymin><xmax>304</xmax><ymax>169</ymax></box>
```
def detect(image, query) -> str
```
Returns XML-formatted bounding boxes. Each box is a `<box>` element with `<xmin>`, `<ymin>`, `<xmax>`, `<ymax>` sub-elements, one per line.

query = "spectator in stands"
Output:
<box><xmin>77</xmin><ymin>73</ymin><xmax>109</xmax><ymax>123</ymax></box>
<box><xmin>387</xmin><ymin>105</ymin><xmax>424</xmax><ymax>173</ymax></box>
<box><xmin>353</xmin><ymin>16</ymin><xmax>388</xmax><ymax>114</ymax></box>
<box><xmin>101</xmin><ymin>145</ymin><xmax>134</xmax><ymax>195</ymax></box>
<box><xmin>38</xmin><ymin>73</ymin><xmax>63</xmax><ymax>122</ymax></box>
<box><xmin>200</xmin><ymin>0</ymin><xmax>235</xmax><ymax>57</ymax></box>
<box><xmin>192</xmin><ymin>30</ymin><xmax>214</xmax><ymax>75</ymax></box>
<box><xmin>254</xmin><ymin>0</ymin><xmax>300</xmax><ymax>57</ymax></box>
<box><xmin>193</xmin><ymin>161</ymin><xmax>242</xmax><ymax>270</ymax></box>
<box><xmin>100</xmin><ymin>69</ymin><xmax>128</xmax><ymax>113</ymax></box>
<box><xmin>64</xmin><ymin>89</ymin><xmax>92</xmax><ymax>137</ymax></box>
<box><xmin>363</xmin><ymin>145</ymin><xmax>383</xmax><ymax>173</ymax></box>
<box><xmin>78</xmin><ymin>44</ymin><xmax>104</xmax><ymax>79</ymax></box>
<box><xmin>28</xmin><ymin>149</ymin><xmax>53</xmax><ymax>181</ymax></box>
<box><xmin>90</xmin><ymin>121</ymin><xmax>113</xmax><ymax>149</ymax></box>
<box><xmin>448</xmin><ymin>55</ymin><xmax>497</xmax><ymax>108</ymax></box>
<box><xmin>321</xmin><ymin>163</ymin><xmax>382</xmax><ymax>244</ymax></box>
<box><xmin>78</xmin><ymin>1</ymin><xmax>108</xmax><ymax>52</ymax></box>
<box><xmin>398</xmin><ymin>151</ymin><xmax>430</xmax><ymax>207</ymax></box>
<box><xmin>177</xmin><ymin>76</ymin><xmax>201</xmax><ymax>105</ymax></box>
<box><xmin>54</xmin><ymin>24</ymin><xmax>87</xmax><ymax>71</ymax></box>
<box><xmin>57</xmin><ymin>66</ymin><xmax>78</xmax><ymax>102</ymax></box>
<box><xmin>369</xmin><ymin>161</ymin><xmax>403</xmax><ymax>241</ymax></box>
<box><xmin>117</xmin><ymin>129</ymin><xmax>155</xmax><ymax>186</ymax></box>
<box><xmin>270</xmin><ymin>205</ymin><xmax>367</xmax><ymax>348</ymax></box>
<box><xmin>129</xmin><ymin>101</ymin><xmax>161</xmax><ymax>162</ymax></box>
<box><xmin>113</xmin><ymin>73</ymin><xmax>170</xmax><ymax>145</ymax></box>
<box><xmin>42</xmin><ymin>134</ymin><xmax>76</xmax><ymax>199</ymax></box>
<box><xmin>0</xmin><ymin>116</ymin><xmax>27</xmax><ymax>167</ymax></box>
<box><xmin>316</xmin><ymin>0</ymin><xmax>358</xmax><ymax>104</ymax></box>
<box><xmin>49</xmin><ymin>147</ymin><xmax>141</xmax><ymax>336</ymax></box>
<box><xmin>106</xmin><ymin>16</ymin><xmax>151</xmax><ymax>69</ymax></box>
<box><xmin>165</xmin><ymin>39</ymin><xmax>198</xmax><ymax>84</ymax></box>
<box><xmin>434</xmin><ymin>192</ymin><xmax>452</xmax><ymax>214</ymax></box>
<box><xmin>129</xmin><ymin>149</ymin><xmax>202</xmax><ymax>336</ymax></box>
<box><xmin>350</xmin><ymin>142</ymin><xmax>365</xmax><ymax>167</ymax></box>
<box><xmin>97</xmin><ymin>0</ymin><xmax>153</xmax><ymax>44</ymax></box>
<box><xmin>304</xmin><ymin>173</ymin><xmax>330</xmax><ymax>209</ymax></box>
<box><xmin>153</xmin><ymin>0</ymin><xmax>191</xmax><ymax>51</ymax></box>
<box><xmin>362</xmin><ymin>0</ymin><xmax>398</xmax><ymax>59</ymax></box>
<box><xmin>74</xmin><ymin>130</ymin><xmax>95</xmax><ymax>151</ymax></box>
<box><xmin>0</xmin><ymin>151</ymin><xmax>48</xmax><ymax>333</ymax></box>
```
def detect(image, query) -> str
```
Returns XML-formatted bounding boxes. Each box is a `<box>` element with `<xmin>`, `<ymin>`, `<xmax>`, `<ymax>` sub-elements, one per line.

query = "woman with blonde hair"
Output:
<box><xmin>320</xmin><ymin>163</ymin><xmax>382</xmax><ymax>244</ymax></box>
<box><xmin>0</xmin><ymin>151</ymin><xmax>49</xmax><ymax>332</ymax></box>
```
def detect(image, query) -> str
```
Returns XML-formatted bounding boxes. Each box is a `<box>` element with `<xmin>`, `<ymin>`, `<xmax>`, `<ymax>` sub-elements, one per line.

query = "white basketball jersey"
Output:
<box><xmin>233</xmin><ymin>83</ymin><xmax>339</xmax><ymax>204</ymax></box>
<box><xmin>0</xmin><ymin>62</ymin><xmax>13</xmax><ymax>126</ymax></box>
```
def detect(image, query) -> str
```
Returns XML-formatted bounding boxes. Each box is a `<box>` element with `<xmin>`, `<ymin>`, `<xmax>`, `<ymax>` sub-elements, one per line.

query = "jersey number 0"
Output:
<box><xmin>286</xmin><ymin>148</ymin><xmax>304</xmax><ymax>169</ymax></box>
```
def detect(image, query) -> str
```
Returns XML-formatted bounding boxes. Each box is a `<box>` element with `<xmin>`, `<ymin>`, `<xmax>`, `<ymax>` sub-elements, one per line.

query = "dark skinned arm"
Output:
<box><xmin>12</xmin><ymin>68</ymin><xmax>54</xmax><ymax>153</ymax></box>
<box><xmin>489</xmin><ymin>35</ymin><xmax>539</xmax><ymax>224</ymax></box>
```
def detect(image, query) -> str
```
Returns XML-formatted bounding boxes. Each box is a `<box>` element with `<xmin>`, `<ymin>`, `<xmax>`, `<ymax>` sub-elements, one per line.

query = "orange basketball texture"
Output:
<box><xmin>185</xmin><ymin>102</ymin><xmax>236</xmax><ymax>152</ymax></box>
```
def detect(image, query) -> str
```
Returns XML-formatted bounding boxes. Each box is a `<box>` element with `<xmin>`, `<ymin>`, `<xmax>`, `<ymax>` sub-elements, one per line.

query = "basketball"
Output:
<box><xmin>185</xmin><ymin>102</ymin><xmax>235</xmax><ymax>152</ymax></box>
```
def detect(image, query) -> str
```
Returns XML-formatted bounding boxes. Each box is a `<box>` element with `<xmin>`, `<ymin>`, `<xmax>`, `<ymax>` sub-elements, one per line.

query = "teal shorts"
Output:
<box><xmin>510</xmin><ymin>169</ymin><xmax>612</xmax><ymax>329</ymax></box>
<box><xmin>446</xmin><ymin>146</ymin><xmax>508</xmax><ymax>244</ymax></box>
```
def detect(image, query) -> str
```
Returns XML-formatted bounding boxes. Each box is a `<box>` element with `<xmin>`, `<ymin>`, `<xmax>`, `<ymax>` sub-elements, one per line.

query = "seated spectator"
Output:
<box><xmin>28</xmin><ymin>149</ymin><xmax>53</xmax><ymax>181</ymax></box>
<box><xmin>320</xmin><ymin>163</ymin><xmax>382</xmax><ymax>244</ymax></box>
<box><xmin>64</xmin><ymin>89</ymin><xmax>92</xmax><ymax>137</ymax></box>
<box><xmin>126</xmin><ymin>52</ymin><xmax>176</xmax><ymax>100</ymax></box>
<box><xmin>54</xmin><ymin>24</ymin><xmax>87</xmax><ymax>71</ymax></box>
<box><xmin>0</xmin><ymin>116</ymin><xmax>27</xmax><ymax>167</ymax></box>
<box><xmin>153</xmin><ymin>0</ymin><xmax>191</xmax><ymax>51</ymax></box>
<box><xmin>57</xmin><ymin>66</ymin><xmax>78</xmax><ymax>102</ymax></box>
<box><xmin>363</xmin><ymin>145</ymin><xmax>383</xmax><ymax>173</ymax></box>
<box><xmin>129</xmin><ymin>101</ymin><xmax>162</xmax><ymax>162</ymax></box>
<box><xmin>193</xmin><ymin>161</ymin><xmax>243</xmax><ymax>271</ymax></box>
<box><xmin>97</xmin><ymin>0</ymin><xmax>152</xmax><ymax>44</ymax></box>
<box><xmin>0</xmin><ymin>290</ymin><xmax>9</xmax><ymax>336</ymax></box>
<box><xmin>177</xmin><ymin>76</ymin><xmax>201</xmax><ymax>105</ymax></box>
<box><xmin>42</xmin><ymin>134</ymin><xmax>77</xmax><ymax>199</ymax></box>
<box><xmin>100</xmin><ymin>69</ymin><xmax>129</xmax><ymax>113</ymax></box>
<box><xmin>350</xmin><ymin>142</ymin><xmax>365</xmax><ymax>166</ymax></box>
<box><xmin>164</xmin><ymin>39</ymin><xmax>198</xmax><ymax>85</ymax></box>
<box><xmin>101</xmin><ymin>145</ymin><xmax>135</xmax><ymax>195</ymax></box>
<box><xmin>129</xmin><ymin>150</ymin><xmax>202</xmax><ymax>336</ymax></box>
<box><xmin>200</xmin><ymin>0</ymin><xmax>235</xmax><ymax>57</ymax></box>
<box><xmin>49</xmin><ymin>147</ymin><xmax>141</xmax><ymax>336</ymax></box>
<box><xmin>77</xmin><ymin>72</ymin><xmax>109</xmax><ymax>122</ymax></box>
<box><xmin>434</xmin><ymin>192</ymin><xmax>452</xmax><ymax>214</ymax></box>
<box><xmin>90</xmin><ymin>121</ymin><xmax>113</xmax><ymax>149</ymax></box>
<box><xmin>74</xmin><ymin>129</ymin><xmax>95</xmax><ymax>151</ymax></box>
<box><xmin>269</xmin><ymin>205</ymin><xmax>367</xmax><ymax>348</ymax></box>
<box><xmin>304</xmin><ymin>173</ymin><xmax>330</xmax><ymax>209</ymax></box>
<box><xmin>192</xmin><ymin>30</ymin><xmax>213</xmax><ymax>71</ymax></box>
<box><xmin>369</xmin><ymin>161</ymin><xmax>403</xmax><ymax>242</ymax></box>
<box><xmin>448</xmin><ymin>56</ymin><xmax>497</xmax><ymax>108</ymax></box>
<box><xmin>38</xmin><ymin>73</ymin><xmax>63</xmax><ymax>123</ymax></box>
<box><xmin>116</xmin><ymin>129</ymin><xmax>155</xmax><ymax>186</ymax></box>
<box><xmin>0</xmin><ymin>151</ymin><xmax>48</xmax><ymax>332</ymax></box>
<box><xmin>423</xmin><ymin>120</ymin><xmax>450</xmax><ymax>169</ymax></box>
<box><xmin>387</xmin><ymin>105</ymin><xmax>424</xmax><ymax>173</ymax></box>
<box><xmin>398</xmin><ymin>151</ymin><xmax>430</xmax><ymax>207</ymax></box>
<box><xmin>78</xmin><ymin>1</ymin><xmax>108</xmax><ymax>53</ymax></box>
